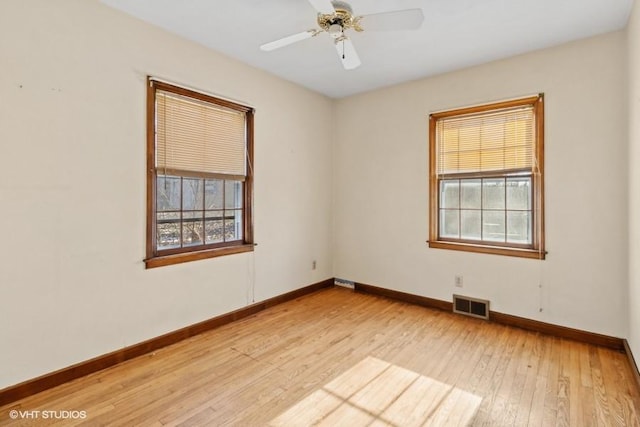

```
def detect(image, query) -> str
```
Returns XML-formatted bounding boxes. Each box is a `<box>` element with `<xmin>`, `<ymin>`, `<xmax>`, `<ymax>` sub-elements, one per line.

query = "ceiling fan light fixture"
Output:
<box><xmin>328</xmin><ymin>23</ymin><xmax>343</xmax><ymax>38</ymax></box>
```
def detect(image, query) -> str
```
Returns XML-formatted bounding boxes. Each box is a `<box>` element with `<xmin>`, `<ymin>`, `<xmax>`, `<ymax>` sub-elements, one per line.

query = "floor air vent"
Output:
<box><xmin>453</xmin><ymin>294</ymin><xmax>490</xmax><ymax>320</ymax></box>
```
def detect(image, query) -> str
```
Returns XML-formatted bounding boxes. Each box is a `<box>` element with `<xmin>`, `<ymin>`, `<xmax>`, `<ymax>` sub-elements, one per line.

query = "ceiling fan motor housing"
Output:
<box><xmin>317</xmin><ymin>0</ymin><xmax>364</xmax><ymax>33</ymax></box>
<box><xmin>331</xmin><ymin>0</ymin><xmax>352</xmax><ymax>14</ymax></box>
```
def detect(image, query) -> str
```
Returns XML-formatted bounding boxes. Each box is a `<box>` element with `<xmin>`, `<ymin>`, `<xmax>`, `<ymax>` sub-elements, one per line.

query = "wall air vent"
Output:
<box><xmin>453</xmin><ymin>294</ymin><xmax>490</xmax><ymax>320</ymax></box>
<box><xmin>334</xmin><ymin>278</ymin><xmax>355</xmax><ymax>289</ymax></box>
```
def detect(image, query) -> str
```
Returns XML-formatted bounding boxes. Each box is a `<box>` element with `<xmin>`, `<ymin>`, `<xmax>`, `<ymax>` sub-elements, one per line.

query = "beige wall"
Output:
<box><xmin>0</xmin><ymin>0</ymin><xmax>333</xmax><ymax>389</ymax></box>
<box><xmin>333</xmin><ymin>31</ymin><xmax>628</xmax><ymax>338</ymax></box>
<box><xmin>628</xmin><ymin>0</ymin><xmax>640</xmax><ymax>362</ymax></box>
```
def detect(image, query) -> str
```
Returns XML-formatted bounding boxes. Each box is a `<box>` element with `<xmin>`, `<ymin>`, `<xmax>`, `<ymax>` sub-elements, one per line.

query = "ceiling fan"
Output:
<box><xmin>260</xmin><ymin>0</ymin><xmax>424</xmax><ymax>70</ymax></box>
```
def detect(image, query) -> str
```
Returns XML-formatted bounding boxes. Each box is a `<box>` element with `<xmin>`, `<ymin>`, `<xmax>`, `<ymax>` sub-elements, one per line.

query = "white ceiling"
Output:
<box><xmin>100</xmin><ymin>0</ymin><xmax>633</xmax><ymax>98</ymax></box>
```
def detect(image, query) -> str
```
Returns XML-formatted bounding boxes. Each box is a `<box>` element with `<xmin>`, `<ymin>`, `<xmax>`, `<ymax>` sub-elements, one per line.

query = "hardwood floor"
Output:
<box><xmin>2</xmin><ymin>287</ymin><xmax>639</xmax><ymax>426</ymax></box>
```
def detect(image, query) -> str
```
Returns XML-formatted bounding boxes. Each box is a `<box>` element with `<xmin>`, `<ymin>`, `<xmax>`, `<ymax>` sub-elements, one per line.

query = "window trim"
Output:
<box><xmin>145</xmin><ymin>78</ymin><xmax>254</xmax><ymax>268</ymax></box>
<box><xmin>428</xmin><ymin>95</ymin><xmax>545</xmax><ymax>260</ymax></box>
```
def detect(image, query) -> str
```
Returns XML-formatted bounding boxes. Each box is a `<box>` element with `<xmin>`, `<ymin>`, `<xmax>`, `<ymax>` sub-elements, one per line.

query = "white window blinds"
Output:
<box><xmin>435</xmin><ymin>105</ymin><xmax>535</xmax><ymax>176</ymax></box>
<box><xmin>156</xmin><ymin>90</ymin><xmax>247</xmax><ymax>178</ymax></box>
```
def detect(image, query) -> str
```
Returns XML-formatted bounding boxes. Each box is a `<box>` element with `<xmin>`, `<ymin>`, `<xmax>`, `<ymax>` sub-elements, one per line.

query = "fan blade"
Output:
<box><xmin>307</xmin><ymin>0</ymin><xmax>335</xmax><ymax>14</ymax></box>
<box><xmin>260</xmin><ymin>30</ymin><xmax>317</xmax><ymax>51</ymax></box>
<box><xmin>359</xmin><ymin>8</ymin><xmax>424</xmax><ymax>31</ymax></box>
<box><xmin>335</xmin><ymin>38</ymin><xmax>360</xmax><ymax>70</ymax></box>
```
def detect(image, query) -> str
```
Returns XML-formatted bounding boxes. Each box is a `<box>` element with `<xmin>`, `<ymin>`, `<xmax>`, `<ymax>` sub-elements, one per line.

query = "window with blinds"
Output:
<box><xmin>146</xmin><ymin>78</ymin><xmax>254</xmax><ymax>268</ymax></box>
<box><xmin>428</xmin><ymin>95</ymin><xmax>545</xmax><ymax>259</ymax></box>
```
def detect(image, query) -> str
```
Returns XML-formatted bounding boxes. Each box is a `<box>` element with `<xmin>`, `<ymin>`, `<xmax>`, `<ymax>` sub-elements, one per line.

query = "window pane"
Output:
<box><xmin>182</xmin><ymin>211</ymin><xmax>204</xmax><ymax>246</ymax></box>
<box><xmin>205</xmin><ymin>179</ymin><xmax>224</xmax><ymax>210</ymax></box>
<box><xmin>507</xmin><ymin>211</ymin><xmax>532</xmax><ymax>244</ymax></box>
<box><xmin>460</xmin><ymin>179</ymin><xmax>481</xmax><ymax>209</ymax></box>
<box><xmin>157</xmin><ymin>175</ymin><xmax>181</xmax><ymax>211</ymax></box>
<box><xmin>440</xmin><ymin>180</ymin><xmax>459</xmax><ymax>209</ymax></box>
<box><xmin>483</xmin><ymin>178</ymin><xmax>505</xmax><ymax>209</ymax></box>
<box><xmin>483</xmin><ymin>211</ymin><xmax>505</xmax><ymax>242</ymax></box>
<box><xmin>157</xmin><ymin>212</ymin><xmax>180</xmax><ymax>250</ymax></box>
<box><xmin>506</xmin><ymin>177</ymin><xmax>531</xmax><ymax>210</ymax></box>
<box><xmin>157</xmin><ymin>211</ymin><xmax>180</xmax><ymax>220</ymax></box>
<box><xmin>461</xmin><ymin>210</ymin><xmax>481</xmax><ymax>240</ymax></box>
<box><xmin>225</xmin><ymin>209</ymin><xmax>243</xmax><ymax>241</ymax></box>
<box><xmin>205</xmin><ymin>210</ymin><xmax>224</xmax><ymax>244</ymax></box>
<box><xmin>182</xmin><ymin>178</ymin><xmax>204</xmax><ymax>211</ymax></box>
<box><xmin>440</xmin><ymin>209</ymin><xmax>459</xmax><ymax>238</ymax></box>
<box><xmin>225</xmin><ymin>180</ymin><xmax>243</xmax><ymax>209</ymax></box>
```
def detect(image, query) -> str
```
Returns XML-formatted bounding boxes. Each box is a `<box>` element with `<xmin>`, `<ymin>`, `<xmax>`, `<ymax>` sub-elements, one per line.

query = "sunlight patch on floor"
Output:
<box><xmin>270</xmin><ymin>356</ymin><xmax>482</xmax><ymax>426</ymax></box>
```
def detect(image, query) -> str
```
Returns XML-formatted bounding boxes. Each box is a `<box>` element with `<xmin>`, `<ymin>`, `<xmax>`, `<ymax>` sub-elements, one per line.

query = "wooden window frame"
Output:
<box><xmin>145</xmin><ymin>79</ymin><xmax>254</xmax><ymax>268</ymax></box>
<box><xmin>428</xmin><ymin>95</ymin><xmax>545</xmax><ymax>260</ymax></box>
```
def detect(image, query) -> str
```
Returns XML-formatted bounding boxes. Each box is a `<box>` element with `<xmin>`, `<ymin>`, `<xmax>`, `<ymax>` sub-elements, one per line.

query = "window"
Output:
<box><xmin>429</xmin><ymin>95</ymin><xmax>545</xmax><ymax>259</ymax></box>
<box><xmin>146</xmin><ymin>78</ymin><xmax>254</xmax><ymax>268</ymax></box>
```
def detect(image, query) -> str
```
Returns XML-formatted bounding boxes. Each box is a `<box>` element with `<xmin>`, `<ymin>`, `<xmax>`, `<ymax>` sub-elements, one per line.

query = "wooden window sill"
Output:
<box><xmin>428</xmin><ymin>240</ymin><xmax>545</xmax><ymax>260</ymax></box>
<box><xmin>145</xmin><ymin>244</ymin><xmax>254</xmax><ymax>269</ymax></box>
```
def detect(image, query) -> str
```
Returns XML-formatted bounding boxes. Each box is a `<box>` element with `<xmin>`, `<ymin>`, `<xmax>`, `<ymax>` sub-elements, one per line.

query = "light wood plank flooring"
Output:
<box><xmin>2</xmin><ymin>287</ymin><xmax>639</xmax><ymax>426</ymax></box>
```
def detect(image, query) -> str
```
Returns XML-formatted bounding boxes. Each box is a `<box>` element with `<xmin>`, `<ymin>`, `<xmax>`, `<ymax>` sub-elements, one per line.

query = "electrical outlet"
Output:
<box><xmin>312</xmin><ymin>260</ymin><xmax>317</xmax><ymax>270</ymax></box>
<box><xmin>455</xmin><ymin>275</ymin><xmax>463</xmax><ymax>287</ymax></box>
